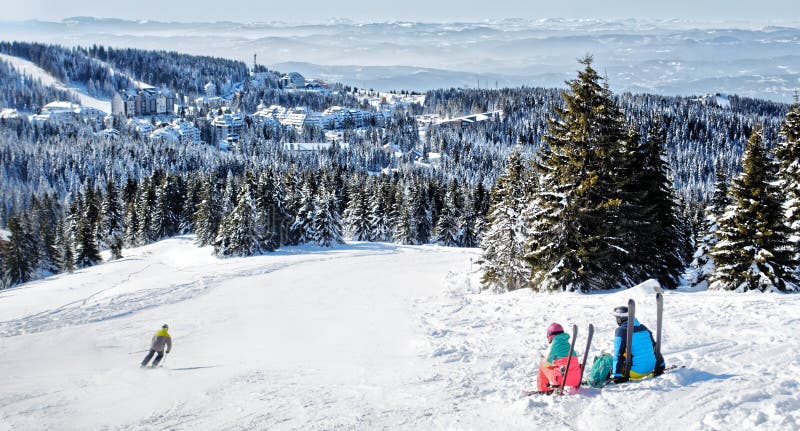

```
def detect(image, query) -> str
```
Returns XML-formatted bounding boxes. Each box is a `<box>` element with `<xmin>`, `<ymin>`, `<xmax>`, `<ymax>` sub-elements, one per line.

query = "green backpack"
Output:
<box><xmin>586</xmin><ymin>353</ymin><xmax>613</xmax><ymax>388</ymax></box>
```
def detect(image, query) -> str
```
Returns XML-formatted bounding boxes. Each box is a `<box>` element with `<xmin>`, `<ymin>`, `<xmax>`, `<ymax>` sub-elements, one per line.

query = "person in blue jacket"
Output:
<box><xmin>611</xmin><ymin>305</ymin><xmax>665</xmax><ymax>383</ymax></box>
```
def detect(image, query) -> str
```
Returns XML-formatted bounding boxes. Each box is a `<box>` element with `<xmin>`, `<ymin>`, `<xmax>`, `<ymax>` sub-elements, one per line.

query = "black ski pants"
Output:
<box><xmin>141</xmin><ymin>349</ymin><xmax>165</xmax><ymax>367</ymax></box>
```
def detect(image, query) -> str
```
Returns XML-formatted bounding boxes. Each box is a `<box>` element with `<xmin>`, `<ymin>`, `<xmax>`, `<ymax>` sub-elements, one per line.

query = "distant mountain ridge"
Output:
<box><xmin>0</xmin><ymin>17</ymin><xmax>798</xmax><ymax>101</ymax></box>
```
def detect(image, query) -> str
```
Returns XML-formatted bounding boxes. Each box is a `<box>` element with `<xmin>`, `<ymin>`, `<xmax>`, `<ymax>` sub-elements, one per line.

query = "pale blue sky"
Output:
<box><xmin>3</xmin><ymin>0</ymin><xmax>799</xmax><ymax>23</ymax></box>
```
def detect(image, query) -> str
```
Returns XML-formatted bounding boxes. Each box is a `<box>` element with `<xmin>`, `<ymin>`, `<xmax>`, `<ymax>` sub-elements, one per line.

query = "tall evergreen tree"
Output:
<box><xmin>481</xmin><ymin>151</ymin><xmax>531</xmax><ymax>290</ymax></box>
<box><xmin>180</xmin><ymin>176</ymin><xmax>202</xmax><ymax>234</ymax></box>
<box><xmin>635</xmin><ymin>122</ymin><xmax>684</xmax><ymax>287</ymax></box>
<box><xmin>526</xmin><ymin>56</ymin><xmax>630</xmax><ymax>291</ymax></box>
<box><xmin>56</xmin><ymin>215</ymin><xmax>75</xmax><ymax>272</ymax></box>
<box><xmin>194</xmin><ymin>175</ymin><xmax>223</xmax><ymax>247</ymax></box>
<box><xmin>711</xmin><ymin>128</ymin><xmax>797</xmax><ymax>292</ymax></box>
<box><xmin>100</xmin><ymin>178</ymin><xmax>124</xmax><ymax>256</ymax></box>
<box><xmin>344</xmin><ymin>180</ymin><xmax>372</xmax><ymax>241</ymax></box>
<box><xmin>775</xmin><ymin>101</ymin><xmax>800</xmax><ymax>258</ymax></box>
<box><xmin>214</xmin><ymin>180</ymin><xmax>262</xmax><ymax>257</ymax></box>
<box><xmin>84</xmin><ymin>185</ymin><xmax>101</xmax><ymax>239</ymax></box>
<box><xmin>0</xmin><ymin>238</ymin><xmax>7</xmax><ymax>289</ymax></box>
<box><xmin>434</xmin><ymin>181</ymin><xmax>462</xmax><ymax>246</ymax></box>
<box><xmin>32</xmin><ymin>194</ymin><xmax>60</xmax><ymax>274</ymax></box>
<box><xmin>690</xmin><ymin>166</ymin><xmax>730</xmax><ymax>288</ymax></box>
<box><xmin>123</xmin><ymin>180</ymin><xmax>139</xmax><ymax>246</ymax></box>
<box><xmin>151</xmin><ymin>177</ymin><xmax>170</xmax><ymax>240</ymax></box>
<box><xmin>270</xmin><ymin>170</ymin><xmax>292</xmax><ymax>248</ymax></box>
<box><xmin>393</xmin><ymin>188</ymin><xmax>416</xmax><ymax>245</ymax></box>
<box><xmin>254</xmin><ymin>171</ymin><xmax>279</xmax><ymax>252</ymax></box>
<box><xmin>409</xmin><ymin>182</ymin><xmax>432</xmax><ymax>244</ymax></box>
<box><xmin>2</xmin><ymin>215</ymin><xmax>35</xmax><ymax>286</ymax></box>
<box><xmin>471</xmin><ymin>180</ymin><xmax>490</xmax><ymax>243</ymax></box>
<box><xmin>458</xmin><ymin>187</ymin><xmax>479</xmax><ymax>248</ymax></box>
<box><xmin>312</xmin><ymin>183</ymin><xmax>344</xmax><ymax>247</ymax></box>
<box><xmin>368</xmin><ymin>179</ymin><xmax>392</xmax><ymax>242</ymax></box>
<box><xmin>135</xmin><ymin>177</ymin><xmax>156</xmax><ymax>245</ymax></box>
<box><xmin>290</xmin><ymin>177</ymin><xmax>317</xmax><ymax>244</ymax></box>
<box><xmin>74</xmin><ymin>197</ymin><xmax>102</xmax><ymax>268</ymax></box>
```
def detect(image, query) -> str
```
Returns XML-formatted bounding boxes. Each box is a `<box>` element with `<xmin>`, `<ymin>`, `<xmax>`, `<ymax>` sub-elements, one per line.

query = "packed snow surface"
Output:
<box><xmin>0</xmin><ymin>53</ymin><xmax>111</xmax><ymax>113</ymax></box>
<box><xmin>1</xmin><ymin>236</ymin><xmax>799</xmax><ymax>430</ymax></box>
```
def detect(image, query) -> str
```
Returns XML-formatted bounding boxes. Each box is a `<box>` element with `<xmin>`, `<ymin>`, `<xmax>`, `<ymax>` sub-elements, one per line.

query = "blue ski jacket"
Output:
<box><xmin>612</xmin><ymin>318</ymin><xmax>657</xmax><ymax>378</ymax></box>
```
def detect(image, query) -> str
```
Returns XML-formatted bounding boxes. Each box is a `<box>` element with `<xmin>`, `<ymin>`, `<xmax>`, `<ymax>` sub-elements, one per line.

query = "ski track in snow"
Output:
<box><xmin>1</xmin><ymin>236</ymin><xmax>800</xmax><ymax>430</ymax></box>
<box><xmin>0</xmin><ymin>238</ymin><xmax>398</xmax><ymax>338</ymax></box>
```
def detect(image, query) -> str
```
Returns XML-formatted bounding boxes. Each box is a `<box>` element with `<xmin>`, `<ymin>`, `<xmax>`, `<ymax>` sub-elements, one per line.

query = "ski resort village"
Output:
<box><xmin>0</xmin><ymin>51</ymin><xmax>439</xmax><ymax>156</ymax></box>
<box><xmin>1</xmin><ymin>6</ymin><xmax>800</xmax><ymax>431</ymax></box>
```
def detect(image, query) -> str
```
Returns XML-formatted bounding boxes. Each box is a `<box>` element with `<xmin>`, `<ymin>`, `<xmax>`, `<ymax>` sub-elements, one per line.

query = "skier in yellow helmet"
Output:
<box><xmin>141</xmin><ymin>324</ymin><xmax>172</xmax><ymax>368</ymax></box>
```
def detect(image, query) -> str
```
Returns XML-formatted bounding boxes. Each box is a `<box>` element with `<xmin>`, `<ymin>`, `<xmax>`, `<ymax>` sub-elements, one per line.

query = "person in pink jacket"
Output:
<box><xmin>537</xmin><ymin>323</ymin><xmax>581</xmax><ymax>393</ymax></box>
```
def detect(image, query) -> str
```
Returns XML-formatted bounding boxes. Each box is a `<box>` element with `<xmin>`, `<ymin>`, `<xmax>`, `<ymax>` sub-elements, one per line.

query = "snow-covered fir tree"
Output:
<box><xmin>409</xmin><ymin>184</ymin><xmax>432</xmax><ymax>245</ymax></box>
<box><xmin>0</xmin><ymin>240</ymin><xmax>6</xmax><ymax>289</ymax></box>
<box><xmin>344</xmin><ymin>179</ymin><xmax>372</xmax><ymax>241</ymax></box>
<box><xmin>480</xmin><ymin>151</ymin><xmax>531</xmax><ymax>291</ymax></box>
<box><xmin>100</xmin><ymin>178</ymin><xmax>124</xmax><ymax>258</ymax></box>
<box><xmin>311</xmin><ymin>183</ymin><xmax>343</xmax><ymax>247</ymax></box>
<box><xmin>458</xmin><ymin>188</ymin><xmax>479</xmax><ymax>248</ymax></box>
<box><xmin>434</xmin><ymin>181</ymin><xmax>462</xmax><ymax>246</ymax></box>
<box><xmin>368</xmin><ymin>180</ymin><xmax>392</xmax><ymax>242</ymax></box>
<box><xmin>711</xmin><ymin>127</ymin><xmax>798</xmax><ymax>292</ymax></box>
<box><xmin>73</xmin><ymin>192</ymin><xmax>102</xmax><ymax>269</ymax></box>
<box><xmin>775</xmin><ymin>101</ymin><xmax>800</xmax><ymax>258</ymax></box>
<box><xmin>630</xmin><ymin>122</ymin><xmax>685</xmax><ymax>287</ymax></box>
<box><xmin>2</xmin><ymin>215</ymin><xmax>35</xmax><ymax>285</ymax></box>
<box><xmin>526</xmin><ymin>57</ymin><xmax>632</xmax><ymax>291</ymax></box>
<box><xmin>151</xmin><ymin>176</ymin><xmax>173</xmax><ymax>241</ymax></box>
<box><xmin>253</xmin><ymin>171</ymin><xmax>279</xmax><ymax>252</ymax></box>
<box><xmin>214</xmin><ymin>180</ymin><xmax>263</xmax><ymax>257</ymax></box>
<box><xmin>56</xmin><ymin>218</ymin><xmax>75</xmax><ymax>273</ymax></box>
<box><xmin>124</xmin><ymin>190</ymin><xmax>139</xmax><ymax>247</ymax></box>
<box><xmin>393</xmin><ymin>187</ymin><xmax>416</xmax><ymax>245</ymax></box>
<box><xmin>689</xmin><ymin>167</ymin><xmax>730</xmax><ymax>288</ymax></box>
<box><xmin>135</xmin><ymin>177</ymin><xmax>156</xmax><ymax>246</ymax></box>
<box><xmin>290</xmin><ymin>176</ymin><xmax>317</xmax><ymax>245</ymax></box>
<box><xmin>31</xmin><ymin>195</ymin><xmax>60</xmax><ymax>274</ymax></box>
<box><xmin>179</xmin><ymin>177</ymin><xmax>202</xmax><ymax>234</ymax></box>
<box><xmin>194</xmin><ymin>175</ymin><xmax>223</xmax><ymax>247</ymax></box>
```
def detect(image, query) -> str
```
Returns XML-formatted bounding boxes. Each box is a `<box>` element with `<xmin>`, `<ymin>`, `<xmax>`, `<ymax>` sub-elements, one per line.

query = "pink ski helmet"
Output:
<box><xmin>546</xmin><ymin>323</ymin><xmax>564</xmax><ymax>342</ymax></box>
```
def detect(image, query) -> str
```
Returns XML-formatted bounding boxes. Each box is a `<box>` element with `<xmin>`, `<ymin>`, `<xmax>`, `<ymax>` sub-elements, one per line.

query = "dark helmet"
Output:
<box><xmin>613</xmin><ymin>306</ymin><xmax>628</xmax><ymax>326</ymax></box>
<box><xmin>546</xmin><ymin>322</ymin><xmax>564</xmax><ymax>342</ymax></box>
<box><xmin>162</xmin><ymin>323</ymin><xmax>169</xmax><ymax>329</ymax></box>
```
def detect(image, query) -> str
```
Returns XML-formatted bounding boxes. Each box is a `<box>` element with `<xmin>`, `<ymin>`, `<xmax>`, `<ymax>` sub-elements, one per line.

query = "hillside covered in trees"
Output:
<box><xmin>0</xmin><ymin>44</ymin><xmax>797</xmax><ymax>293</ymax></box>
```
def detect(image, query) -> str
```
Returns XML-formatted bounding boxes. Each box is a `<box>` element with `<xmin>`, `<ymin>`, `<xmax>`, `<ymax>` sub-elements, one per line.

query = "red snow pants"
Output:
<box><xmin>537</xmin><ymin>356</ymin><xmax>582</xmax><ymax>392</ymax></box>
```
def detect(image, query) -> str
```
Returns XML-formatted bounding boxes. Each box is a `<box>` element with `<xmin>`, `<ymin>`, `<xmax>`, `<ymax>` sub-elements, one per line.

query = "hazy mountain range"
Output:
<box><xmin>1</xmin><ymin>17</ymin><xmax>799</xmax><ymax>101</ymax></box>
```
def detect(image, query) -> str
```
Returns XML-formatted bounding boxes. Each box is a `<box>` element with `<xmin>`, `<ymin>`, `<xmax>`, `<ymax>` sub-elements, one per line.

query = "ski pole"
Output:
<box><xmin>128</xmin><ymin>349</ymin><xmax>149</xmax><ymax>355</ymax></box>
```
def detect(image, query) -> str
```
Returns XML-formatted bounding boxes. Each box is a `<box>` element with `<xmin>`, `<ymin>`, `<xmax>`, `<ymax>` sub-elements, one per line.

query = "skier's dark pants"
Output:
<box><xmin>141</xmin><ymin>349</ymin><xmax>164</xmax><ymax>367</ymax></box>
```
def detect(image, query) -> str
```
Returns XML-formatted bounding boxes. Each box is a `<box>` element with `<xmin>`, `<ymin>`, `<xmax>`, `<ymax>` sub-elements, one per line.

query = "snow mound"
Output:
<box><xmin>606</xmin><ymin>279</ymin><xmax>664</xmax><ymax>307</ymax></box>
<box><xmin>630</xmin><ymin>278</ymin><xmax>665</xmax><ymax>295</ymax></box>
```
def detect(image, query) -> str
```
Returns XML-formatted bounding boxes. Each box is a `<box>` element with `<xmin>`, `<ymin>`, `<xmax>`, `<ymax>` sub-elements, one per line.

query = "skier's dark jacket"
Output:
<box><xmin>612</xmin><ymin>318</ymin><xmax>663</xmax><ymax>379</ymax></box>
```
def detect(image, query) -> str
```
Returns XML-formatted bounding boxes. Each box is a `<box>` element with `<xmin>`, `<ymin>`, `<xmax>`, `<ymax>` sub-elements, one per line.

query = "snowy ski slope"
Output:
<box><xmin>0</xmin><ymin>236</ymin><xmax>798</xmax><ymax>430</ymax></box>
<box><xmin>0</xmin><ymin>53</ymin><xmax>111</xmax><ymax>113</ymax></box>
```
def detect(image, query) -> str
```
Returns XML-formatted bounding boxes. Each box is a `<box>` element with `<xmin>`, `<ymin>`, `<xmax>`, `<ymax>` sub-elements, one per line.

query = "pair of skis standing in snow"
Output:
<box><xmin>534</xmin><ymin>293</ymin><xmax>667</xmax><ymax>395</ymax></box>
